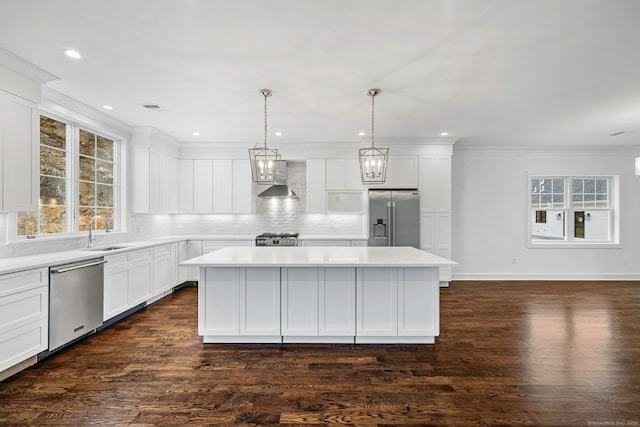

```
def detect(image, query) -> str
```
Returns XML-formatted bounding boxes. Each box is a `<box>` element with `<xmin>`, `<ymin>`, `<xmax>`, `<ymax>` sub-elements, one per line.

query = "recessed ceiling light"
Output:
<box><xmin>63</xmin><ymin>49</ymin><xmax>82</xmax><ymax>59</ymax></box>
<box><xmin>358</xmin><ymin>131</ymin><xmax>366</xmax><ymax>136</ymax></box>
<box><xmin>193</xmin><ymin>132</ymin><xmax>200</xmax><ymax>136</ymax></box>
<box><xmin>102</xmin><ymin>105</ymin><xmax>113</xmax><ymax>110</ymax></box>
<box><xmin>440</xmin><ymin>132</ymin><xmax>449</xmax><ymax>136</ymax></box>
<box><xmin>274</xmin><ymin>131</ymin><xmax>282</xmax><ymax>136</ymax></box>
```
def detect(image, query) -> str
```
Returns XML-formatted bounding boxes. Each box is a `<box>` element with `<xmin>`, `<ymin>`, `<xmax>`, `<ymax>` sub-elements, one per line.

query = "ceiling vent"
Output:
<box><xmin>141</xmin><ymin>103</ymin><xmax>167</xmax><ymax>112</ymax></box>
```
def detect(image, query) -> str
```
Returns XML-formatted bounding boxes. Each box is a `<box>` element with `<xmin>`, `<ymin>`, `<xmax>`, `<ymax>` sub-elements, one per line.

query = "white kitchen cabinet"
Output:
<box><xmin>103</xmin><ymin>253</ymin><xmax>130</xmax><ymax>320</ymax></box>
<box><xmin>420</xmin><ymin>213</ymin><xmax>452</xmax><ymax>283</ymax></box>
<box><xmin>419</xmin><ymin>156</ymin><xmax>451</xmax><ymax>212</ymax></box>
<box><xmin>369</xmin><ymin>156</ymin><xmax>419</xmax><ymax>189</ymax></box>
<box><xmin>0</xmin><ymin>268</ymin><xmax>48</xmax><ymax>374</ymax></box>
<box><xmin>306</xmin><ymin>159</ymin><xmax>326</xmax><ymax>213</ymax></box>
<box><xmin>186</xmin><ymin>240</ymin><xmax>203</xmax><ymax>281</ymax></box>
<box><xmin>0</xmin><ymin>90</ymin><xmax>39</xmax><ymax>212</ymax></box>
<box><xmin>178</xmin><ymin>240</ymin><xmax>188</xmax><ymax>284</ymax></box>
<box><xmin>178</xmin><ymin>159</ymin><xmax>194</xmax><ymax>213</ymax></box>
<box><xmin>130</xmin><ymin>249</ymin><xmax>153</xmax><ymax>304</ymax></box>
<box><xmin>326</xmin><ymin>159</ymin><xmax>362</xmax><ymax>190</ymax></box>
<box><xmin>103</xmin><ymin>248</ymin><xmax>153</xmax><ymax>322</ymax></box>
<box><xmin>170</xmin><ymin>242</ymin><xmax>179</xmax><ymax>287</ymax></box>
<box><xmin>152</xmin><ymin>244</ymin><xmax>171</xmax><ymax>296</ymax></box>
<box><xmin>132</xmin><ymin>148</ymin><xmax>179</xmax><ymax>214</ymax></box>
<box><xmin>356</xmin><ymin>267</ymin><xmax>439</xmax><ymax>343</ymax></box>
<box><xmin>193</xmin><ymin>159</ymin><xmax>214</xmax><ymax>213</ymax></box>
<box><xmin>199</xmin><ymin>267</ymin><xmax>281</xmax><ymax>342</ymax></box>
<box><xmin>281</xmin><ymin>267</ymin><xmax>354</xmax><ymax>341</ymax></box>
<box><xmin>213</xmin><ymin>159</ymin><xmax>233</xmax><ymax>213</ymax></box>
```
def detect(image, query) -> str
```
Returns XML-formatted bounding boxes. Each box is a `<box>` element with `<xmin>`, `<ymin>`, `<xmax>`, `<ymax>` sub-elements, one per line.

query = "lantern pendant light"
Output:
<box><xmin>249</xmin><ymin>89</ymin><xmax>281</xmax><ymax>183</ymax></box>
<box><xmin>359</xmin><ymin>88</ymin><xmax>389</xmax><ymax>184</ymax></box>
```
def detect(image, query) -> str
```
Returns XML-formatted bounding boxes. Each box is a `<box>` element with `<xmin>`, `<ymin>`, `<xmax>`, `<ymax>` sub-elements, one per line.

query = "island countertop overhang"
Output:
<box><xmin>181</xmin><ymin>246</ymin><xmax>457</xmax><ymax>268</ymax></box>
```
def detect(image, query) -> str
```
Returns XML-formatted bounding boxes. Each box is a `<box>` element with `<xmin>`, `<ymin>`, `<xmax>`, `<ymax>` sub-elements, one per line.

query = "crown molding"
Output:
<box><xmin>0</xmin><ymin>47</ymin><xmax>59</xmax><ymax>83</ymax></box>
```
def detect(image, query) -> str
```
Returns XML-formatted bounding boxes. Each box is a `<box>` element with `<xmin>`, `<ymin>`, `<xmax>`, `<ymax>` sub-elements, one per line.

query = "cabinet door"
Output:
<box><xmin>325</xmin><ymin>159</ymin><xmax>346</xmax><ymax>190</ymax></box>
<box><xmin>356</xmin><ymin>267</ymin><xmax>397</xmax><ymax>336</ymax></box>
<box><xmin>152</xmin><ymin>251</ymin><xmax>171</xmax><ymax>296</ymax></box>
<box><xmin>281</xmin><ymin>268</ymin><xmax>319</xmax><ymax>336</ymax></box>
<box><xmin>130</xmin><ymin>147</ymin><xmax>150</xmax><ymax>213</ymax></box>
<box><xmin>397</xmin><ymin>268</ymin><xmax>439</xmax><ymax>336</ymax></box>
<box><xmin>178</xmin><ymin>241</ymin><xmax>188</xmax><ymax>284</ymax></box>
<box><xmin>178</xmin><ymin>159</ymin><xmax>194</xmax><ymax>213</ymax></box>
<box><xmin>233</xmin><ymin>159</ymin><xmax>252</xmax><ymax>213</ymax></box>
<box><xmin>199</xmin><ymin>267</ymin><xmax>240</xmax><ymax>335</ymax></box>
<box><xmin>130</xmin><ymin>249</ymin><xmax>153</xmax><ymax>304</ymax></box>
<box><xmin>344</xmin><ymin>159</ymin><xmax>363</xmax><ymax>190</ymax></box>
<box><xmin>213</xmin><ymin>159</ymin><xmax>233</xmax><ymax>213</ymax></box>
<box><xmin>306</xmin><ymin>159</ymin><xmax>326</xmax><ymax>213</ymax></box>
<box><xmin>170</xmin><ymin>242</ymin><xmax>179</xmax><ymax>287</ymax></box>
<box><xmin>1</xmin><ymin>91</ymin><xmax>39</xmax><ymax>212</ymax></box>
<box><xmin>420</xmin><ymin>213</ymin><xmax>451</xmax><ymax>283</ymax></box>
<box><xmin>103</xmin><ymin>261</ymin><xmax>130</xmax><ymax>321</ymax></box>
<box><xmin>193</xmin><ymin>159</ymin><xmax>213</xmax><ymax>213</ymax></box>
<box><xmin>240</xmin><ymin>268</ymin><xmax>280</xmax><ymax>336</ymax></box>
<box><xmin>149</xmin><ymin>150</ymin><xmax>170</xmax><ymax>213</ymax></box>
<box><xmin>419</xmin><ymin>156</ymin><xmax>451</xmax><ymax>212</ymax></box>
<box><xmin>319</xmin><ymin>268</ymin><xmax>355</xmax><ymax>336</ymax></box>
<box><xmin>186</xmin><ymin>241</ymin><xmax>202</xmax><ymax>281</ymax></box>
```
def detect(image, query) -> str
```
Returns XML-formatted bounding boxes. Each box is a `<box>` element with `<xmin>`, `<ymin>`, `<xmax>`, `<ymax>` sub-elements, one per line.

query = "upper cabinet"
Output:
<box><xmin>369</xmin><ymin>156</ymin><xmax>419</xmax><ymax>189</ymax></box>
<box><xmin>190</xmin><ymin>158</ymin><xmax>252</xmax><ymax>214</ymax></box>
<box><xmin>0</xmin><ymin>90</ymin><xmax>39</xmax><ymax>212</ymax></box>
<box><xmin>419</xmin><ymin>156</ymin><xmax>451</xmax><ymax>213</ymax></box>
<box><xmin>326</xmin><ymin>159</ymin><xmax>363</xmax><ymax>190</ymax></box>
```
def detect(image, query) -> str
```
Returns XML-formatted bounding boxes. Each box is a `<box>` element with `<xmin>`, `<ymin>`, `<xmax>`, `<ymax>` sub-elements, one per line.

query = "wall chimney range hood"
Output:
<box><xmin>257</xmin><ymin>161</ymin><xmax>299</xmax><ymax>199</ymax></box>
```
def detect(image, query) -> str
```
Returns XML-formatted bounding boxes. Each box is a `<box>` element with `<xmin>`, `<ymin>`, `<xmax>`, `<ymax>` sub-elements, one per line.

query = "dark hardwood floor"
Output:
<box><xmin>1</xmin><ymin>281</ymin><xmax>639</xmax><ymax>426</ymax></box>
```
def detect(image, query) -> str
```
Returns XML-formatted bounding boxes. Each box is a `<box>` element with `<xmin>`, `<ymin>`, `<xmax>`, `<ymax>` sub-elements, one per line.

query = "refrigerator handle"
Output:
<box><xmin>387</xmin><ymin>202</ymin><xmax>392</xmax><ymax>246</ymax></box>
<box><xmin>392</xmin><ymin>202</ymin><xmax>396</xmax><ymax>246</ymax></box>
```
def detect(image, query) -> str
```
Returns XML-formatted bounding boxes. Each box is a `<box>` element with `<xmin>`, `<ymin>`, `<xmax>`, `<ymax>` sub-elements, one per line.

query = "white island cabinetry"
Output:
<box><xmin>184</xmin><ymin>246</ymin><xmax>455</xmax><ymax>344</ymax></box>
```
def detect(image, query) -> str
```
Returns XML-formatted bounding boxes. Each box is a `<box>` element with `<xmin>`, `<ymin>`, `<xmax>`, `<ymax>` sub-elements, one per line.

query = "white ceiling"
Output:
<box><xmin>1</xmin><ymin>0</ymin><xmax>639</xmax><ymax>147</ymax></box>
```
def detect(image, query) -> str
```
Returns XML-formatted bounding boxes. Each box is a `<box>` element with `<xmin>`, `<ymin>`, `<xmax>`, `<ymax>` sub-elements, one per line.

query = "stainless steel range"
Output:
<box><xmin>255</xmin><ymin>232</ymin><xmax>299</xmax><ymax>246</ymax></box>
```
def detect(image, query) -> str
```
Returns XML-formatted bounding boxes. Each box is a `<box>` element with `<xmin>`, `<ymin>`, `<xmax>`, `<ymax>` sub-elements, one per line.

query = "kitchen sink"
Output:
<box><xmin>85</xmin><ymin>246</ymin><xmax>128</xmax><ymax>251</ymax></box>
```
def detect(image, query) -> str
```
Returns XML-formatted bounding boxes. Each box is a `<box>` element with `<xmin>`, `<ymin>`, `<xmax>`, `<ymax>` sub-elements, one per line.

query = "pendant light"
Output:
<box><xmin>359</xmin><ymin>88</ymin><xmax>389</xmax><ymax>184</ymax></box>
<box><xmin>249</xmin><ymin>89</ymin><xmax>281</xmax><ymax>183</ymax></box>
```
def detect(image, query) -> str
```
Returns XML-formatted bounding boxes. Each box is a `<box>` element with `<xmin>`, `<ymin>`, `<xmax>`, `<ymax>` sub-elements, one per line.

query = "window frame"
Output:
<box><xmin>8</xmin><ymin>110</ymin><xmax>124</xmax><ymax>242</ymax></box>
<box><xmin>527</xmin><ymin>172</ymin><xmax>621</xmax><ymax>248</ymax></box>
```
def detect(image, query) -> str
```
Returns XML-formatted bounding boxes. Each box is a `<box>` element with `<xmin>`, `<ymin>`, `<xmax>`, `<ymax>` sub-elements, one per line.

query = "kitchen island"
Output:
<box><xmin>181</xmin><ymin>246</ymin><xmax>456</xmax><ymax>344</ymax></box>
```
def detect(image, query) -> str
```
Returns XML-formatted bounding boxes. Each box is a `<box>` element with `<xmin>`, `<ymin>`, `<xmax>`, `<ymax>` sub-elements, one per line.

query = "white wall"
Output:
<box><xmin>451</xmin><ymin>146</ymin><xmax>640</xmax><ymax>280</ymax></box>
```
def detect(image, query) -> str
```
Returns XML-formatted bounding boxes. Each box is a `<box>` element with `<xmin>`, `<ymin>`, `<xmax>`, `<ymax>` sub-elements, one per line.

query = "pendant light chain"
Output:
<box><xmin>263</xmin><ymin>91</ymin><xmax>268</xmax><ymax>149</ymax></box>
<box><xmin>371</xmin><ymin>91</ymin><xmax>375</xmax><ymax>148</ymax></box>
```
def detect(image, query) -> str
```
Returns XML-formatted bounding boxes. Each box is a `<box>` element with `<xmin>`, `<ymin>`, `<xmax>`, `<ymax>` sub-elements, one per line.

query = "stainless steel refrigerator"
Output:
<box><xmin>368</xmin><ymin>190</ymin><xmax>420</xmax><ymax>248</ymax></box>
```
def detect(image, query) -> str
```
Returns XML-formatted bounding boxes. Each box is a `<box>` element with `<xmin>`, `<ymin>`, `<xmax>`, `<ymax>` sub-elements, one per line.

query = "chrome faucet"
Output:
<box><xmin>88</xmin><ymin>215</ymin><xmax>110</xmax><ymax>247</ymax></box>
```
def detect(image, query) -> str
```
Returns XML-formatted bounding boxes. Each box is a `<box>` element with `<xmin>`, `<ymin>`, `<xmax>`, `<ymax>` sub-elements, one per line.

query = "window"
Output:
<box><xmin>529</xmin><ymin>175</ymin><xmax>618</xmax><ymax>245</ymax></box>
<box><xmin>15</xmin><ymin>114</ymin><xmax>120</xmax><ymax>239</ymax></box>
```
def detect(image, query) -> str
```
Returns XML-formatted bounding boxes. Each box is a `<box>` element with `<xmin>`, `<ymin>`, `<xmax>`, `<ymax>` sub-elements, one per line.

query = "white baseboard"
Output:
<box><xmin>452</xmin><ymin>272</ymin><xmax>640</xmax><ymax>281</ymax></box>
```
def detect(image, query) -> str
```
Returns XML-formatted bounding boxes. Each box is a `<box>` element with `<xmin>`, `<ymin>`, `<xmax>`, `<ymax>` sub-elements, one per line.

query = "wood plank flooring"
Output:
<box><xmin>1</xmin><ymin>281</ymin><xmax>639</xmax><ymax>426</ymax></box>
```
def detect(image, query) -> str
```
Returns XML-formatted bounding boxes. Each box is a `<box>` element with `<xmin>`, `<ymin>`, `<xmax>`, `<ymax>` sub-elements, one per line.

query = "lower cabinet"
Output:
<box><xmin>103</xmin><ymin>248</ymin><xmax>153</xmax><ymax>322</ymax></box>
<box><xmin>198</xmin><ymin>266</ymin><xmax>439</xmax><ymax>344</ymax></box>
<box><xmin>152</xmin><ymin>245</ymin><xmax>171</xmax><ymax>296</ymax></box>
<box><xmin>281</xmin><ymin>267</ymin><xmax>355</xmax><ymax>343</ymax></box>
<box><xmin>356</xmin><ymin>267</ymin><xmax>439</xmax><ymax>343</ymax></box>
<box><xmin>0</xmin><ymin>268</ymin><xmax>49</xmax><ymax>375</ymax></box>
<box><xmin>178</xmin><ymin>241</ymin><xmax>188</xmax><ymax>284</ymax></box>
<box><xmin>199</xmin><ymin>267</ymin><xmax>281</xmax><ymax>343</ymax></box>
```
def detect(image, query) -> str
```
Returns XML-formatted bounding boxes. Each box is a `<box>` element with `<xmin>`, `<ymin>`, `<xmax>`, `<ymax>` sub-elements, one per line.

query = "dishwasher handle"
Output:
<box><xmin>51</xmin><ymin>259</ymin><xmax>107</xmax><ymax>274</ymax></box>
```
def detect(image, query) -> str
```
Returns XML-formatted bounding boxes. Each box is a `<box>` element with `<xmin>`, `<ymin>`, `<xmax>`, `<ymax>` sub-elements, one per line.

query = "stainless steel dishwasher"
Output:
<box><xmin>49</xmin><ymin>258</ymin><xmax>106</xmax><ymax>350</ymax></box>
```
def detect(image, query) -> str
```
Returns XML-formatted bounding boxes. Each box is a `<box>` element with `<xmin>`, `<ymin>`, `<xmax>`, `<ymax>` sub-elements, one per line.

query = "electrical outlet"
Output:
<box><xmin>511</xmin><ymin>257</ymin><xmax>517</xmax><ymax>264</ymax></box>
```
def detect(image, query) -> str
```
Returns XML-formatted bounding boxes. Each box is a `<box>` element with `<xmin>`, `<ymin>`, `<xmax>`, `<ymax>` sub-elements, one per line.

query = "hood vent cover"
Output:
<box><xmin>257</xmin><ymin>161</ymin><xmax>298</xmax><ymax>199</ymax></box>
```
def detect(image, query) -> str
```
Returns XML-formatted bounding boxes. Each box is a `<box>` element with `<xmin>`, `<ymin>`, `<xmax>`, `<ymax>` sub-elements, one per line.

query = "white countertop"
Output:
<box><xmin>181</xmin><ymin>246</ymin><xmax>457</xmax><ymax>268</ymax></box>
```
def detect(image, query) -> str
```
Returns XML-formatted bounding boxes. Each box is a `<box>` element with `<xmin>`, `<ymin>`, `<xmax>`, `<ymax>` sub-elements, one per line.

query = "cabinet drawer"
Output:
<box><xmin>105</xmin><ymin>253</ymin><xmax>130</xmax><ymax>268</ymax></box>
<box><xmin>0</xmin><ymin>286</ymin><xmax>48</xmax><ymax>336</ymax></box>
<box><xmin>0</xmin><ymin>318</ymin><xmax>48</xmax><ymax>373</ymax></box>
<box><xmin>153</xmin><ymin>245</ymin><xmax>171</xmax><ymax>257</ymax></box>
<box><xmin>0</xmin><ymin>268</ymin><xmax>48</xmax><ymax>298</ymax></box>
<box><xmin>131</xmin><ymin>248</ymin><xmax>153</xmax><ymax>262</ymax></box>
